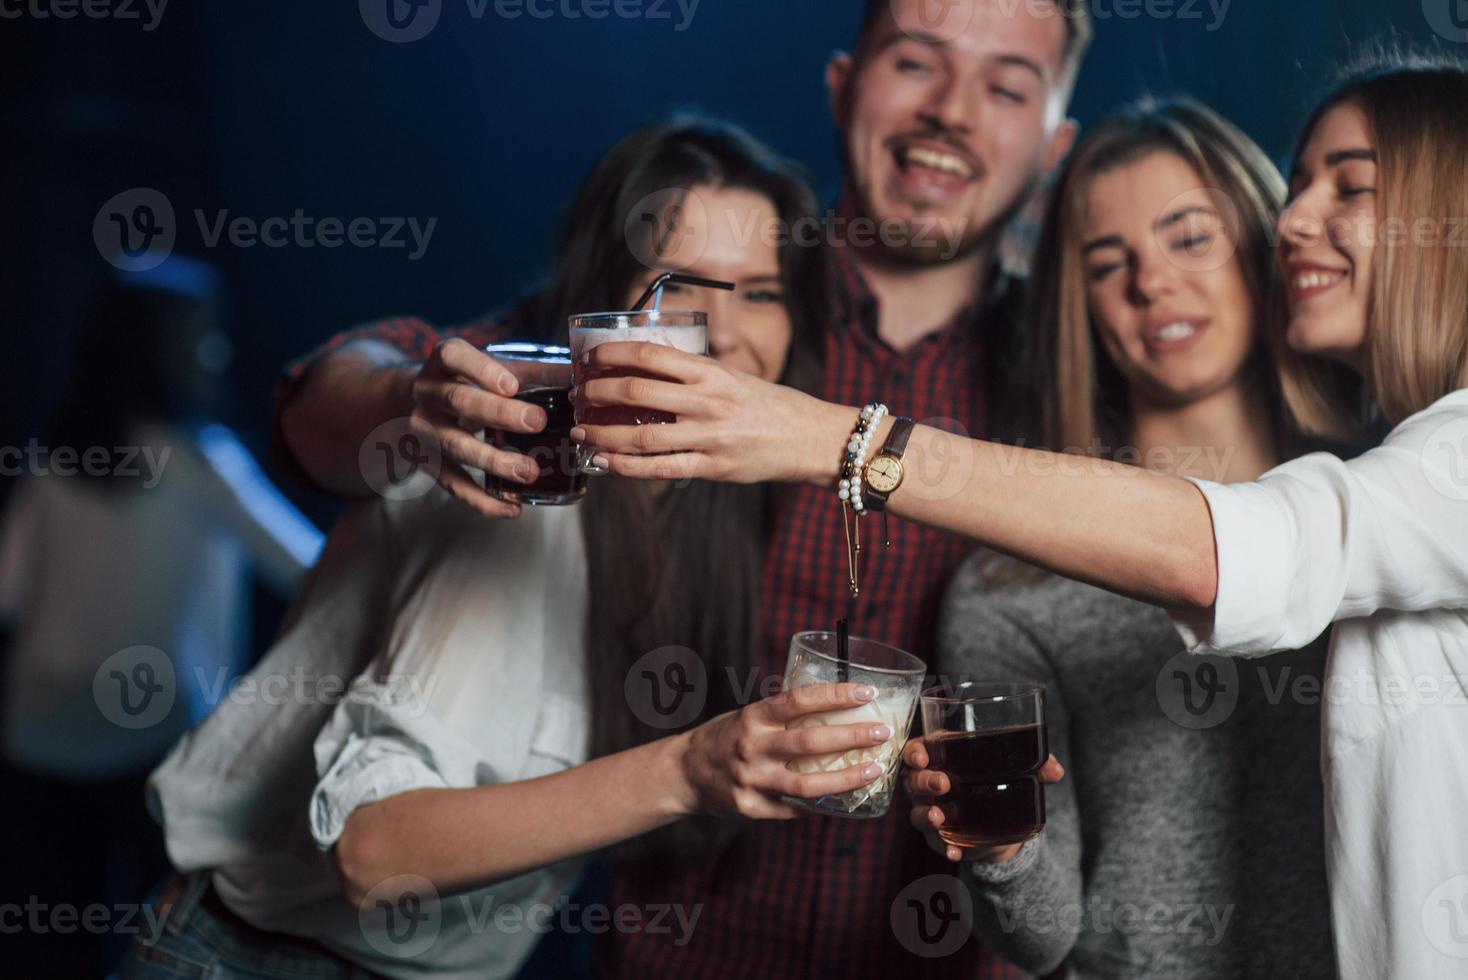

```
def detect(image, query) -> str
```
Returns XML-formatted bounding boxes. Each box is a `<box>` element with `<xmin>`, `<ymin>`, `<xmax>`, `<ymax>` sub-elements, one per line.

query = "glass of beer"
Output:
<box><xmin>485</xmin><ymin>343</ymin><xmax>585</xmax><ymax>506</ymax></box>
<box><xmin>569</xmin><ymin>310</ymin><xmax>708</xmax><ymax>474</ymax></box>
<box><xmin>920</xmin><ymin>681</ymin><xmax>1048</xmax><ymax>848</ymax></box>
<box><xmin>780</xmin><ymin>631</ymin><xmax>927</xmax><ymax>819</ymax></box>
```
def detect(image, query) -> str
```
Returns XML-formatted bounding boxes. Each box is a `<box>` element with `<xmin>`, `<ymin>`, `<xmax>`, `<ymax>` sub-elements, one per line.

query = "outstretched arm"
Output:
<box><xmin>571</xmin><ymin>342</ymin><xmax>1219</xmax><ymax>612</ymax></box>
<box><xmin>322</xmin><ymin>683</ymin><xmax>895</xmax><ymax>905</ymax></box>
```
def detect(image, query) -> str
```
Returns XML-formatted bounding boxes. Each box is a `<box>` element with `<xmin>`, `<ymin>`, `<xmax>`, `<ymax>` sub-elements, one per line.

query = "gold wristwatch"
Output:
<box><xmin>862</xmin><ymin>417</ymin><xmax>914</xmax><ymax>512</ymax></box>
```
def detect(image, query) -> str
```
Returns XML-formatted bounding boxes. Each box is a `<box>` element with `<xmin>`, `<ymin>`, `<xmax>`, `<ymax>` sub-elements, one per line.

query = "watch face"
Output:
<box><xmin>866</xmin><ymin>455</ymin><xmax>903</xmax><ymax>493</ymax></box>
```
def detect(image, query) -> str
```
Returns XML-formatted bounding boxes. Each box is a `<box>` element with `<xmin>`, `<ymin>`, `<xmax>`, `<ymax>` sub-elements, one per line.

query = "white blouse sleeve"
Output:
<box><xmin>1173</xmin><ymin>391</ymin><xmax>1468</xmax><ymax>656</ymax></box>
<box><xmin>306</xmin><ymin>497</ymin><xmax>589</xmax><ymax>850</ymax></box>
<box><xmin>308</xmin><ymin>681</ymin><xmax>506</xmax><ymax>848</ymax></box>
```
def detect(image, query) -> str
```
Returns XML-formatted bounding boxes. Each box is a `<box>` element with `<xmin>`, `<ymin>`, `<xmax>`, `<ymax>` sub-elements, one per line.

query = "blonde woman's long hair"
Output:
<box><xmin>1278</xmin><ymin>56</ymin><xmax>1468</xmax><ymax>437</ymax></box>
<box><xmin>979</xmin><ymin>99</ymin><xmax>1296</xmax><ymax>586</ymax></box>
<box><xmin>1025</xmin><ymin>97</ymin><xmax>1296</xmax><ymax>458</ymax></box>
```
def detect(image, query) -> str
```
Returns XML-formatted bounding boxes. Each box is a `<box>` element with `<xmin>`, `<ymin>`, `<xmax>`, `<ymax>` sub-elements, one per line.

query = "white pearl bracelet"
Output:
<box><xmin>838</xmin><ymin>402</ymin><xmax>887</xmax><ymax>514</ymax></box>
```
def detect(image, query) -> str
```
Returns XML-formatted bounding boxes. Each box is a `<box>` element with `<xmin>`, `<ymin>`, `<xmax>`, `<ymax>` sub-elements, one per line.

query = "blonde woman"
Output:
<box><xmin>573</xmin><ymin>57</ymin><xmax>1468</xmax><ymax>980</ymax></box>
<box><xmin>928</xmin><ymin>98</ymin><xmax>1335</xmax><ymax>978</ymax></box>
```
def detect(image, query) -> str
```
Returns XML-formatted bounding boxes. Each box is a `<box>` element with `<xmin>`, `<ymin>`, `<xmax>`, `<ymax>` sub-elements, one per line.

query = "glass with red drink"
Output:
<box><xmin>569</xmin><ymin>310</ymin><xmax>707</xmax><ymax>474</ymax></box>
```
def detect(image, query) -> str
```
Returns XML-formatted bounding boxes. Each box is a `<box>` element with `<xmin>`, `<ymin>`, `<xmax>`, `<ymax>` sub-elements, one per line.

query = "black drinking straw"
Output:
<box><xmin>630</xmin><ymin>272</ymin><xmax>735</xmax><ymax>311</ymax></box>
<box><xmin>836</xmin><ymin>618</ymin><xmax>850</xmax><ymax>683</ymax></box>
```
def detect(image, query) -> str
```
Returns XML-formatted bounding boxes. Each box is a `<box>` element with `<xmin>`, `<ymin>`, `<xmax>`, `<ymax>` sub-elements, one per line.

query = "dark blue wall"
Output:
<box><xmin>2</xmin><ymin>0</ymin><xmax>1454</xmax><ymax>483</ymax></box>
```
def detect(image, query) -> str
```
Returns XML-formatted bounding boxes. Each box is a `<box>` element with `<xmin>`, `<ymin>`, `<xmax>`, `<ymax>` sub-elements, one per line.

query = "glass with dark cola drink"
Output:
<box><xmin>485</xmin><ymin>343</ymin><xmax>585</xmax><ymax>506</ymax></box>
<box><xmin>920</xmin><ymin>681</ymin><xmax>1048</xmax><ymax>848</ymax></box>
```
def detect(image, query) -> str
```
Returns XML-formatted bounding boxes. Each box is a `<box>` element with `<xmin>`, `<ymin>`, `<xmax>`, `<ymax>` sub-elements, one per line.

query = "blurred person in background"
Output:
<box><xmin>0</xmin><ymin>255</ymin><xmax>323</xmax><ymax>977</ymax></box>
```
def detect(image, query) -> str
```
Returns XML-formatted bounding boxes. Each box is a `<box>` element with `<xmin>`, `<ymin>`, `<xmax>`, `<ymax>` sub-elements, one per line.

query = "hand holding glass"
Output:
<box><xmin>780</xmin><ymin>631</ymin><xmax>926</xmax><ymax>818</ymax></box>
<box><xmin>919</xmin><ymin>681</ymin><xmax>1048</xmax><ymax>848</ymax></box>
<box><xmin>484</xmin><ymin>343</ymin><xmax>585</xmax><ymax>506</ymax></box>
<box><xmin>570</xmin><ymin>309</ymin><xmax>707</xmax><ymax>474</ymax></box>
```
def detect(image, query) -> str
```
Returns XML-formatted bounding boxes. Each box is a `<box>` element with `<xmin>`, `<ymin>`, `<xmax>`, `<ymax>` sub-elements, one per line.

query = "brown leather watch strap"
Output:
<box><xmin>863</xmin><ymin>417</ymin><xmax>914</xmax><ymax>512</ymax></box>
<box><xmin>884</xmin><ymin>416</ymin><xmax>915</xmax><ymax>458</ymax></box>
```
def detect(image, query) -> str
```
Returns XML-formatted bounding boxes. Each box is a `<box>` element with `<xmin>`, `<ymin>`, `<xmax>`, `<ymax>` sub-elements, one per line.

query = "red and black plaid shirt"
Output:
<box><xmin>275</xmin><ymin>247</ymin><xmax>1029</xmax><ymax>980</ymax></box>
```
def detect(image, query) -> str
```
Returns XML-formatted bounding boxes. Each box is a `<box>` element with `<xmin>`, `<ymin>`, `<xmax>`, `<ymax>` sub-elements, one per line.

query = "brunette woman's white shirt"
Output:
<box><xmin>148</xmin><ymin>488</ymin><xmax>591</xmax><ymax>980</ymax></box>
<box><xmin>1172</xmin><ymin>389</ymin><xmax>1468</xmax><ymax>980</ymax></box>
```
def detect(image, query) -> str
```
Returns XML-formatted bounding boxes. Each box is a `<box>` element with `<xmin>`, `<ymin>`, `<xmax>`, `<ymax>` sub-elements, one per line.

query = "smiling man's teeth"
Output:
<box><xmin>903</xmin><ymin>146</ymin><xmax>974</xmax><ymax>179</ymax></box>
<box><xmin>1293</xmin><ymin>270</ymin><xmax>1346</xmax><ymax>292</ymax></box>
<box><xmin>1154</xmin><ymin>322</ymin><xmax>1197</xmax><ymax>342</ymax></box>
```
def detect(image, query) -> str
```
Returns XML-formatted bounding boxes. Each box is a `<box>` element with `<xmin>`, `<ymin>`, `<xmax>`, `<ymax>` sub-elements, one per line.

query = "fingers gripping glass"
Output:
<box><xmin>920</xmin><ymin>681</ymin><xmax>1048</xmax><ymax>848</ymax></box>
<box><xmin>780</xmin><ymin>631</ymin><xmax>926</xmax><ymax>818</ymax></box>
<box><xmin>569</xmin><ymin>309</ymin><xmax>707</xmax><ymax>475</ymax></box>
<box><xmin>484</xmin><ymin>343</ymin><xmax>584</xmax><ymax>506</ymax></box>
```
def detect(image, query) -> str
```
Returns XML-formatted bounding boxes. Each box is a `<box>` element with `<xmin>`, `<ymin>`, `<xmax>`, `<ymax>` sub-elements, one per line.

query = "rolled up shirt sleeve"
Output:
<box><xmin>309</xmin><ymin>680</ymin><xmax>498</xmax><ymax>849</ymax></box>
<box><xmin>1173</xmin><ymin>392</ymin><xmax>1468</xmax><ymax>657</ymax></box>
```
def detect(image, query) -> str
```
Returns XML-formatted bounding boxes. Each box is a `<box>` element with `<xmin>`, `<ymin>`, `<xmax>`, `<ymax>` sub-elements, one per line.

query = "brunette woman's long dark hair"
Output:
<box><xmin>527</xmin><ymin>117</ymin><xmax>827</xmax><ymax>859</ymax></box>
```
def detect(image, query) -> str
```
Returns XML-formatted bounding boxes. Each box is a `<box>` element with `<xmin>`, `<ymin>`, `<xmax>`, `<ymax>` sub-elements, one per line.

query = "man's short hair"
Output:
<box><xmin>856</xmin><ymin>0</ymin><xmax>1093</xmax><ymax>97</ymax></box>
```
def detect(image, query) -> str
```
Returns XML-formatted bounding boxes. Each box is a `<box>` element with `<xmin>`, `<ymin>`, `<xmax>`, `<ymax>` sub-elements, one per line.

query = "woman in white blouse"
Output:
<box><xmin>121</xmin><ymin>120</ymin><xmax>894</xmax><ymax>980</ymax></box>
<box><xmin>572</xmin><ymin>59</ymin><xmax>1468</xmax><ymax>980</ymax></box>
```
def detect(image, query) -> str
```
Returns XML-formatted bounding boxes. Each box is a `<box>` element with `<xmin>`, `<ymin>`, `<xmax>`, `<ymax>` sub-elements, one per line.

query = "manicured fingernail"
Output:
<box><xmin>861</xmin><ymin>763</ymin><xmax>882</xmax><ymax>780</ymax></box>
<box><xmin>591</xmin><ymin>454</ymin><xmax>610</xmax><ymax>469</ymax></box>
<box><xmin>854</xmin><ymin>684</ymin><xmax>876</xmax><ymax>701</ymax></box>
<box><xmin>522</xmin><ymin>407</ymin><xmax>545</xmax><ymax>429</ymax></box>
<box><xmin>498</xmin><ymin>375</ymin><xmax>516</xmax><ymax>395</ymax></box>
<box><xmin>871</xmin><ymin>724</ymin><xmax>891</xmax><ymax>741</ymax></box>
<box><xmin>570</xmin><ymin>427</ymin><xmax>587</xmax><ymax>442</ymax></box>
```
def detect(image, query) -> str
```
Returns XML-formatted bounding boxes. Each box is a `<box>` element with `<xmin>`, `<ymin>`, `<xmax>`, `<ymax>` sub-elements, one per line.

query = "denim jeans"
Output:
<box><xmin>116</xmin><ymin>871</ymin><xmax>379</xmax><ymax>979</ymax></box>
